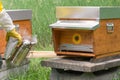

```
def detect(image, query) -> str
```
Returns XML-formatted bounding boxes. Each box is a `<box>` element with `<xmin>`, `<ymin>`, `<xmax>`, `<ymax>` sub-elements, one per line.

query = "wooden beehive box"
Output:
<box><xmin>50</xmin><ymin>7</ymin><xmax>120</xmax><ymax>59</ymax></box>
<box><xmin>0</xmin><ymin>9</ymin><xmax>32</xmax><ymax>54</ymax></box>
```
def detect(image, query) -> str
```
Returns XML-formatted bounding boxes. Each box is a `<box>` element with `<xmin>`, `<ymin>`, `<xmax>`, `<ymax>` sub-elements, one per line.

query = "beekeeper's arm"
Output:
<box><xmin>0</xmin><ymin>1</ymin><xmax>22</xmax><ymax>46</ymax></box>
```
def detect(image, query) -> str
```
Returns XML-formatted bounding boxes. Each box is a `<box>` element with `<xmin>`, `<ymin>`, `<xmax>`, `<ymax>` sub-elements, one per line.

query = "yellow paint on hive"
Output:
<box><xmin>72</xmin><ymin>33</ymin><xmax>81</xmax><ymax>44</ymax></box>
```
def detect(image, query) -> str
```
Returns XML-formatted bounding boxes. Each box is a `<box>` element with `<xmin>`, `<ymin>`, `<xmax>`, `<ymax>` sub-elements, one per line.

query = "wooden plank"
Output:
<box><xmin>57</xmin><ymin>52</ymin><xmax>95</xmax><ymax>57</ymax></box>
<box><xmin>52</xmin><ymin>29</ymin><xmax>61</xmax><ymax>52</ymax></box>
<box><xmin>41</xmin><ymin>57</ymin><xmax>120</xmax><ymax>72</ymax></box>
<box><xmin>28</xmin><ymin>51</ymin><xmax>57</xmax><ymax>58</ymax></box>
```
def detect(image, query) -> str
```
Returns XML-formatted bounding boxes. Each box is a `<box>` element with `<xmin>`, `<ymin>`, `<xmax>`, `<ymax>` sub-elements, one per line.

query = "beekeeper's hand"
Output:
<box><xmin>6</xmin><ymin>28</ymin><xmax>22</xmax><ymax>46</ymax></box>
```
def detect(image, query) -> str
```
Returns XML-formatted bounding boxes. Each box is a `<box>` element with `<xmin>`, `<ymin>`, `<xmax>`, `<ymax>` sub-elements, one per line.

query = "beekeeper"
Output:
<box><xmin>0</xmin><ymin>1</ymin><xmax>22</xmax><ymax>46</ymax></box>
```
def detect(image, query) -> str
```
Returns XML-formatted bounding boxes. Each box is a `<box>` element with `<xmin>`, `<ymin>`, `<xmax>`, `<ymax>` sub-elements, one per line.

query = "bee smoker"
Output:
<box><xmin>4</xmin><ymin>36</ymin><xmax>37</xmax><ymax>66</ymax></box>
<box><xmin>4</xmin><ymin>37</ymin><xmax>18</xmax><ymax>60</ymax></box>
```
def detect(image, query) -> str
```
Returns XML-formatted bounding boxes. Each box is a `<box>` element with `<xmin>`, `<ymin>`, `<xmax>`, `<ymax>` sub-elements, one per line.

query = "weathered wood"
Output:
<box><xmin>50</xmin><ymin>68</ymin><xmax>119</xmax><ymax>80</ymax></box>
<box><xmin>41</xmin><ymin>57</ymin><xmax>120</xmax><ymax>72</ymax></box>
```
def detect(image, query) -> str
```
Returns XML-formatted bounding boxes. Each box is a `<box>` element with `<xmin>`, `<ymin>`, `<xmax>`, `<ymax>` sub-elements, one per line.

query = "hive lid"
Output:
<box><xmin>56</xmin><ymin>7</ymin><xmax>99</xmax><ymax>19</ymax></box>
<box><xmin>7</xmin><ymin>9</ymin><xmax>32</xmax><ymax>21</ymax></box>
<box><xmin>56</xmin><ymin>6</ymin><xmax>120</xmax><ymax>19</ymax></box>
<box><xmin>50</xmin><ymin>20</ymin><xmax>99</xmax><ymax>30</ymax></box>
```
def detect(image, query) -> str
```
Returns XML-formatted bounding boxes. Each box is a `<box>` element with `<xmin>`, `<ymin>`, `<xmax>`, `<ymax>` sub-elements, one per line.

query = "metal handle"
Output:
<box><xmin>106</xmin><ymin>22</ymin><xmax>114</xmax><ymax>33</ymax></box>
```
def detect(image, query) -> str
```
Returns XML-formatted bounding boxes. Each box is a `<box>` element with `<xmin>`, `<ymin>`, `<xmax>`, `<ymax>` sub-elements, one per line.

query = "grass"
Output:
<box><xmin>8</xmin><ymin>58</ymin><xmax>51</xmax><ymax>80</ymax></box>
<box><xmin>1</xmin><ymin>0</ymin><xmax>120</xmax><ymax>80</ymax></box>
<box><xmin>2</xmin><ymin>0</ymin><xmax>120</xmax><ymax>50</ymax></box>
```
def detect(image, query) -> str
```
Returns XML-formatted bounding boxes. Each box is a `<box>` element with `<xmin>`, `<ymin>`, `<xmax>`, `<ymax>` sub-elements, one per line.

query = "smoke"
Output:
<box><xmin>15</xmin><ymin>24</ymin><xmax>37</xmax><ymax>44</ymax></box>
<box><xmin>20</xmin><ymin>28</ymin><xmax>31</xmax><ymax>40</ymax></box>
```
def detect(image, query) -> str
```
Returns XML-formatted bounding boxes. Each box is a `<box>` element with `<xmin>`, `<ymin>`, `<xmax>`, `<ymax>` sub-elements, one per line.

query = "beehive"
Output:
<box><xmin>0</xmin><ymin>9</ymin><xmax>32</xmax><ymax>54</ymax></box>
<box><xmin>50</xmin><ymin>7</ymin><xmax>120</xmax><ymax>59</ymax></box>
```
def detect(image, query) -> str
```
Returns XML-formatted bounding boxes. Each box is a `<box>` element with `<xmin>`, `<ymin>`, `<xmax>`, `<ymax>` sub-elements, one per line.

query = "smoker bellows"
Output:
<box><xmin>50</xmin><ymin>7</ymin><xmax>120</xmax><ymax>58</ymax></box>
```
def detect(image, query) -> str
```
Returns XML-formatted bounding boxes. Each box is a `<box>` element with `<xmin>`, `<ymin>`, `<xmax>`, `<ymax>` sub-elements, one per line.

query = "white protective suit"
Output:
<box><xmin>0</xmin><ymin>1</ymin><xmax>22</xmax><ymax>46</ymax></box>
<box><xmin>0</xmin><ymin>9</ymin><xmax>15</xmax><ymax>31</ymax></box>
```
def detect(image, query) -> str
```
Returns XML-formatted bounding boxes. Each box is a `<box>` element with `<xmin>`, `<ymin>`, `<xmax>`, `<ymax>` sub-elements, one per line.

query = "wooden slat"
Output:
<box><xmin>57</xmin><ymin>52</ymin><xmax>95</xmax><ymax>57</ymax></box>
<box><xmin>52</xmin><ymin>29</ymin><xmax>61</xmax><ymax>52</ymax></box>
<box><xmin>28</xmin><ymin>51</ymin><xmax>57</xmax><ymax>58</ymax></box>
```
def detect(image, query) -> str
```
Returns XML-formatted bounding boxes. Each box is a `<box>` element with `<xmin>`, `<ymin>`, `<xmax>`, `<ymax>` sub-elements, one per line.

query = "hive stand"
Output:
<box><xmin>44</xmin><ymin>6</ymin><xmax>120</xmax><ymax>80</ymax></box>
<box><xmin>41</xmin><ymin>57</ymin><xmax>120</xmax><ymax>80</ymax></box>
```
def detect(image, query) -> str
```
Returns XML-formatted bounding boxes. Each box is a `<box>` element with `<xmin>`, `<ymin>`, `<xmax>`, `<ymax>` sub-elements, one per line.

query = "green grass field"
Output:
<box><xmin>2</xmin><ymin>0</ymin><xmax>120</xmax><ymax>50</ymax></box>
<box><xmin>2</xmin><ymin>0</ymin><xmax>120</xmax><ymax>80</ymax></box>
<box><xmin>8</xmin><ymin>58</ymin><xmax>51</xmax><ymax>80</ymax></box>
